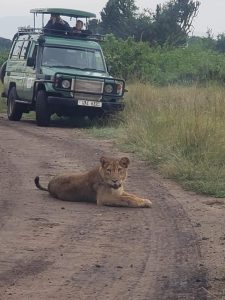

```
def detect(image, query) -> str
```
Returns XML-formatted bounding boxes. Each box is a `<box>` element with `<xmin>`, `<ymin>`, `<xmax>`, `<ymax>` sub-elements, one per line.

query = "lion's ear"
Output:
<box><xmin>119</xmin><ymin>157</ymin><xmax>130</xmax><ymax>168</ymax></box>
<box><xmin>100</xmin><ymin>156</ymin><xmax>108</xmax><ymax>167</ymax></box>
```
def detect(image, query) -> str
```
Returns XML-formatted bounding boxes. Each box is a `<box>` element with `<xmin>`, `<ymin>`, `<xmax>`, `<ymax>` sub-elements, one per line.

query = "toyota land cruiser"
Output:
<box><xmin>1</xmin><ymin>8</ymin><xmax>125</xmax><ymax>126</ymax></box>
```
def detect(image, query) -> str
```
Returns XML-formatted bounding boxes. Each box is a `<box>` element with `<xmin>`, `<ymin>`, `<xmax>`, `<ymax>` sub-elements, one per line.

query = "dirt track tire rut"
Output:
<box><xmin>0</xmin><ymin>117</ymin><xmax>208</xmax><ymax>300</ymax></box>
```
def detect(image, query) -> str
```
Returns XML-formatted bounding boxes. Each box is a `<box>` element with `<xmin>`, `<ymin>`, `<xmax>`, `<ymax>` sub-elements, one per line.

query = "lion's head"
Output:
<box><xmin>99</xmin><ymin>156</ymin><xmax>130</xmax><ymax>189</ymax></box>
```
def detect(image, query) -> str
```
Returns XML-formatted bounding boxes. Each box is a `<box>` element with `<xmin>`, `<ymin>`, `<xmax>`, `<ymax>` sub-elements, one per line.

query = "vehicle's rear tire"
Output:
<box><xmin>7</xmin><ymin>87</ymin><xmax>23</xmax><ymax>121</ymax></box>
<box><xmin>36</xmin><ymin>90</ymin><xmax>50</xmax><ymax>127</ymax></box>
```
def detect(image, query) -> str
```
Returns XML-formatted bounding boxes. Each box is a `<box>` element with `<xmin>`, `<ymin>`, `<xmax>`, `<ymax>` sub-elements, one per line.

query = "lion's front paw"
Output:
<box><xmin>143</xmin><ymin>199</ymin><xmax>152</xmax><ymax>208</ymax></box>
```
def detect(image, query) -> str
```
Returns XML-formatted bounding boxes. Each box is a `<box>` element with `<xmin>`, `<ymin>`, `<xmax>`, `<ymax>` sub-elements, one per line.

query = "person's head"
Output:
<box><xmin>50</xmin><ymin>13</ymin><xmax>61</xmax><ymax>23</ymax></box>
<box><xmin>75</xmin><ymin>20</ymin><xmax>83</xmax><ymax>31</ymax></box>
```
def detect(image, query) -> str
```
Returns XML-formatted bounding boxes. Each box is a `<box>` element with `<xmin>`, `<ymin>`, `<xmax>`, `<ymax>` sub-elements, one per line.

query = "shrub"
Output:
<box><xmin>102</xmin><ymin>35</ymin><xmax>225</xmax><ymax>85</ymax></box>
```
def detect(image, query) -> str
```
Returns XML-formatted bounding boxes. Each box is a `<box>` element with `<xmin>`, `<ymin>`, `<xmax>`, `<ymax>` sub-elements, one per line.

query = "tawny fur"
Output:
<box><xmin>34</xmin><ymin>156</ymin><xmax>152</xmax><ymax>208</ymax></box>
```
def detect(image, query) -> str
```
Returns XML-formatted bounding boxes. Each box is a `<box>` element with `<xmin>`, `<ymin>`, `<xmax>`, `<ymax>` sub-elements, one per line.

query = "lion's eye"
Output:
<box><xmin>106</xmin><ymin>169</ymin><xmax>111</xmax><ymax>174</ymax></box>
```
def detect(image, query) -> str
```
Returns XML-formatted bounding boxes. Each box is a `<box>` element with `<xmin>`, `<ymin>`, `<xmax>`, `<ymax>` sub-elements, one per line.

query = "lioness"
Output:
<box><xmin>34</xmin><ymin>156</ymin><xmax>152</xmax><ymax>208</ymax></box>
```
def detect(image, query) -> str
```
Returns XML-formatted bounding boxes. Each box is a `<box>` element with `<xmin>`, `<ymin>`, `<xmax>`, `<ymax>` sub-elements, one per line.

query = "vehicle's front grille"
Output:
<box><xmin>71</xmin><ymin>78</ymin><xmax>104</xmax><ymax>101</ymax></box>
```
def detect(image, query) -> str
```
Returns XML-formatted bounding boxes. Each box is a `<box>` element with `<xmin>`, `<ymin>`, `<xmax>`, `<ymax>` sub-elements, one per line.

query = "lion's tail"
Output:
<box><xmin>34</xmin><ymin>176</ymin><xmax>48</xmax><ymax>192</ymax></box>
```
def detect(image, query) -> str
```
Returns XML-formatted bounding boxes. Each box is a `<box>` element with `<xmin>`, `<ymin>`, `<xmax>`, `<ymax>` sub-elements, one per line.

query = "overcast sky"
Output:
<box><xmin>0</xmin><ymin>0</ymin><xmax>224</xmax><ymax>39</ymax></box>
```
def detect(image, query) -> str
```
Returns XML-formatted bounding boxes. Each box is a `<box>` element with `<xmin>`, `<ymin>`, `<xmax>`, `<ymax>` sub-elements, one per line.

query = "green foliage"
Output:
<box><xmin>152</xmin><ymin>0</ymin><xmax>200</xmax><ymax>46</ymax></box>
<box><xmin>134</xmin><ymin>9</ymin><xmax>154</xmax><ymax>42</ymax></box>
<box><xmin>188</xmin><ymin>35</ymin><xmax>216</xmax><ymax>50</ymax></box>
<box><xmin>0</xmin><ymin>37</ymin><xmax>11</xmax><ymax>50</ymax></box>
<box><xmin>122</xmin><ymin>83</ymin><xmax>225</xmax><ymax>197</ymax></box>
<box><xmin>88</xmin><ymin>19</ymin><xmax>103</xmax><ymax>35</ymax></box>
<box><xmin>0</xmin><ymin>51</ymin><xmax>9</xmax><ymax>67</ymax></box>
<box><xmin>100</xmin><ymin>0</ymin><xmax>138</xmax><ymax>38</ymax></box>
<box><xmin>0</xmin><ymin>37</ymin><xmax>10</xmax><ymax>67</ymax></box>
<box><xmin>98</xmin><ymin>0</ymin><xmax>200</xmax><ymax>45</ymax></box>
<box><xmin>102</xmin><ymin>35</ymin><xmax>225</xmax><ymax>84</ymax></box>
<box><xmin>216</xmin><ymin>33</ymin><xmax>225</xmax><ymax>53</ymax></box>
<box><xmin>0</xmin><ymin>82</ymin><xmax>6</xmax><ymax>113</ymax></box>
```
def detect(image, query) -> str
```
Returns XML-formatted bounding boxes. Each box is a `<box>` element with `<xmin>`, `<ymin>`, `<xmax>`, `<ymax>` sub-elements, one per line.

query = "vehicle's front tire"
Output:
<box><xmin>7</xmin><ymin>86</ymin><xmax>23</xmax><ymax>121</ymax></box>
<box><xmin>36</xmin><ymin>90</ymin><xmax>50</xmax><ymax>127</ymax></box>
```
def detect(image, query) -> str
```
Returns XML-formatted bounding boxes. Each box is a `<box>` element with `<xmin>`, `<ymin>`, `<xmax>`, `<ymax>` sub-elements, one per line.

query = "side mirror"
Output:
<box><xmin>27</xmin><ymin>57</ymin><xmax>35</xmax><ymax>67</ymax></box>
<box><xmin>107</xmin><ymin>65</ymin><xmax>112</xmax><ymax>73</ymax></box>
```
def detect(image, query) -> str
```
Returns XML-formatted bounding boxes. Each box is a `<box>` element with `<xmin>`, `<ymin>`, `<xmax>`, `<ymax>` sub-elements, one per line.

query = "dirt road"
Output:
<box><xmin>0</xmin><ymin>115</ymin><xmax>224</xmax><ymax>300</ymax></box>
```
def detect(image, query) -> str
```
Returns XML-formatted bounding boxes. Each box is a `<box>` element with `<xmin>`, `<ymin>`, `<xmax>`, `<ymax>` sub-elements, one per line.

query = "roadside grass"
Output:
<box><xmin>2</xmin><ymin>79</ymin><xmax>225</xmax><ymax>197</ymax></box>
<box><xmin>86</xmin><ymin>113</ymin><xmax>125</xmax><ymax>139</ymax></box>
<box><xmin>88</xmin><ymin>83</ymin><xmax>225</xmax><ymax>197</ymax></box>
<box><xmin>0</xmin><ymin>82</ymin><xmax>6</xmax><ymax>113</ymax></box>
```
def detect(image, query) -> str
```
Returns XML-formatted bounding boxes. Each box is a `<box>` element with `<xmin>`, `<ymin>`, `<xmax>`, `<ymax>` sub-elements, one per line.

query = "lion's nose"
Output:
<box><xmin>112</xmin><ymin>179</ymin><xmax>119</xmax><ymax>184</ymax></box>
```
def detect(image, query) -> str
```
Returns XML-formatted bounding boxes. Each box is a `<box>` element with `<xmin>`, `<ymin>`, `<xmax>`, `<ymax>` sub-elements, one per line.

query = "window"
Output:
<box><xmin>20</xmin><ymin>40</ymin><xmax>31</xmax><ymax>59</ymax></box>
<box><xmin>42</xmin><ymin>46</ymin><xmax>106</xmax><ymax>72</ymax></box>
<box><xmin>11</xmin><ymin>40</ymin><xmax>24</xmax><ymax>58</ymax></box>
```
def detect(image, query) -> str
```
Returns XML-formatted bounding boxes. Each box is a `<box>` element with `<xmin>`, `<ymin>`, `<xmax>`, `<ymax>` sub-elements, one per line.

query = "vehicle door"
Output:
<box><xmin>5</xmin><ymin>38</ymin><xmax>26</xmax><ymax>98</ymax></box>
<box><xmin>22</xmin><ymin>42</ymin><xmax>37</xmax><ymax>101</ymax></box>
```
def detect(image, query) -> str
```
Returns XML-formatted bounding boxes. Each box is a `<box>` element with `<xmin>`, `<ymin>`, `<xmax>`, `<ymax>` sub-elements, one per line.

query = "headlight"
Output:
<box><xmin>61</xmin><ymin>79</ymin><xmax>71</xmax><ymax>89</ymax></box>
<box><xmin>116</xmin><ymin>82</ymin><xmax>123</xmax><ymax>95</ymax></box>
<box><xmin>104</xmin><ymin>84</ymin><xmax>113</xmax><ymax>94</ymax></box>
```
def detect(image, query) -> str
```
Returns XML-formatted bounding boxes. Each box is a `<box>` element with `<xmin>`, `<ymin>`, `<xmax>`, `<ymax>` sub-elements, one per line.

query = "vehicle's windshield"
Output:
<box><xmin>41</xmin><ymin>46</ymin><xmax>106</xmax><ymax>72</ymax></box>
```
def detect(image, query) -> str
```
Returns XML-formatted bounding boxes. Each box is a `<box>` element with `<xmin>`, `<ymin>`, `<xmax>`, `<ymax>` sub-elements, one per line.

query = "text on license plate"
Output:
<box><xmin>78</xmin><ymin>100</ymin><xmax>102</xmax><ymax>107</ymax></box>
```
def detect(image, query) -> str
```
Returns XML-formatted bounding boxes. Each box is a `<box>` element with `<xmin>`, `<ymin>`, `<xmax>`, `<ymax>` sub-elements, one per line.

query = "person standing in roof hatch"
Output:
<box><xmin>44</xmin><ymin>13</ymin><xmax>71</xmax><ymax>35</ymax></box>
<box><xmin>72</xmin><ymin>20</ymin><xmax>84</xmax><ymax>33</ymax></box>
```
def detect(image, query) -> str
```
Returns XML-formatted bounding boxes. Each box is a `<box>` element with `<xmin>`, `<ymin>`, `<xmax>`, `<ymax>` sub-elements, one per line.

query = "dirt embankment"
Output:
<box><xmin>0</xmin><ymin>115</ymin><xmax>224</xmax><ymax>300</ymax></box>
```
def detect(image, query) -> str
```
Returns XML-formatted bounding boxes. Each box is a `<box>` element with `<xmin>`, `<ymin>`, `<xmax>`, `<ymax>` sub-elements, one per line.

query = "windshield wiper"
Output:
<box><xmin>82</xmin><ymin>68</ymin><xmax>105</xmax><ymax>72</ymax></box>
<box><xmin>50</xmin><ymin>65</ymin><xmax>79</xmax><ymax>69</ymax></box>
<box><xmin>43</xmin><ymin>65</ymin><xmax>105</xmax><ymax>72</ymax></box>
<box><xmin>52</xmin><ymin>65</ymin><xmax>88</xmax><ymax>70</ymax></box>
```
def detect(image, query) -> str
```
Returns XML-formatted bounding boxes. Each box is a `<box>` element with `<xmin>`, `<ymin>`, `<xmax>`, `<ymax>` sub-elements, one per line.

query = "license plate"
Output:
<box><xmin>77</xmin><ymin>100</ymin><xmax>102</xmax><ymax>107</ymax></box>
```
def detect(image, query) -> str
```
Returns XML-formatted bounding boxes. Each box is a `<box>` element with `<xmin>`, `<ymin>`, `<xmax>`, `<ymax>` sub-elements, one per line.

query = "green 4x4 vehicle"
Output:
<box><xmin>1</xmin><ymin>8</ymin><xmax>125</xmax><ymax>126</ymax></box>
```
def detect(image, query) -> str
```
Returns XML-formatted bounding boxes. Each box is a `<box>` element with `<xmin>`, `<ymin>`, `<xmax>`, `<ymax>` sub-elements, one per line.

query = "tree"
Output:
<box><xmin>88</xmin><ymin>19</ymin><xmax>103</xmax><ymax>35</ymax></box>
<box><xmin>97</xmin><ymin>0</ymin><xmax>200</xmax><ymax>46</ymax></box>
<box><xmin>216</xmin><ymin>33</ymin><xmax>225</xmax><ymax>53</ymax></box>
<box><xmin>152</xmin><ymin>0</ymin><xmax>200</xmax><ymax>46</ymax></box>
<box><xmin>134</xmin><ymin>9</ymin><xmax>155</xmax><ymax>43</ymax></box>
<box><xmin>0</xmin><ymin>37</ymin><xmax>11</xmax><ymax>50</ymax></box>
<box><xmin>100</xmin><ymin>0</ymin><xmax>138</xmax><ymax>38</ymax></box>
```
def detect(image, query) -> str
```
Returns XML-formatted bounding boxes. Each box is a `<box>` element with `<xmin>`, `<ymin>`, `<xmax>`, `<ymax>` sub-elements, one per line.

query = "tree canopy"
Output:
<box><xmin>152</xmin><ymin>0</ymin><xmax>200</xmax><ymax>45</ymax></box>
<box><xmin>100</xmin><ymin>0</ymin><xmax>138</xmax><ymax>38</ymax></box>
<box><xmin>89</xmin><ymin>0</ymin><xmax>200</xmax><ymax>46</ymax></box>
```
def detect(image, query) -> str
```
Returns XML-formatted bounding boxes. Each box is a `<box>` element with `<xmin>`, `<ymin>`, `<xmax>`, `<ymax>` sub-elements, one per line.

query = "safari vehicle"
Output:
<box><xmin>1</xmin><ymin>8</ymin><xmax>125</xmax><ymax>126</ymax></box>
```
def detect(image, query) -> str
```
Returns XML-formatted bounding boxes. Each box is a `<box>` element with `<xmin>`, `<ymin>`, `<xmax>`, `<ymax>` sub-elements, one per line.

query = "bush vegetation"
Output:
<box><xmin>102</xmin><ymin>35</ymin><xmax>225</xmax><ymax>85</ymax></box>
<box><xmin>0</xmin><ymin>51</ymin><xmax>8</xmax><ymax>67</ymax></box>
<box><xmin>0</xmin><ymin>37</ymin><xmax>11</xmax><ymax>51</ymax></box>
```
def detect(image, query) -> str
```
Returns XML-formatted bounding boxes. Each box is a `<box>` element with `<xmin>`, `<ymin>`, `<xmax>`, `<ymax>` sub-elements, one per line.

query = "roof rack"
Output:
<box><xmin>41</xmin><ymin>31</ymin><xmax>105</xmax><ymax>42</ymax></box>
<box><xmin>14</xmin><ymin>26</ymin><xmax>105</xmax><ymax>42</ymax></box>
<box><xmin>18</xmin><ymin>26</ymin><xmax>42</xmax><ymax>35</ymax></box>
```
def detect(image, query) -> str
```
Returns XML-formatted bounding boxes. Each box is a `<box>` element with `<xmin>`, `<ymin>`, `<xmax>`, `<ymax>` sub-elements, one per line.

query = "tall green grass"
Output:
<box><xmin>121</xmin><ymin>83</ymin><xmax>225</xmax><ymax>196</ymax></box>
<box><xmin>0</xmin><ymin>82</ymin><xmax>6</xmax><ymax>113</ymax></box>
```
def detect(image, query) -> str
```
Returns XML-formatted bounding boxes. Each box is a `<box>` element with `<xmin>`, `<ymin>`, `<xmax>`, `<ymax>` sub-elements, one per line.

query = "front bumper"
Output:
<box><xmin>47</xmin><ymin>96</ymin><xmax>125</xmax><ymax>112</ymax></box>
